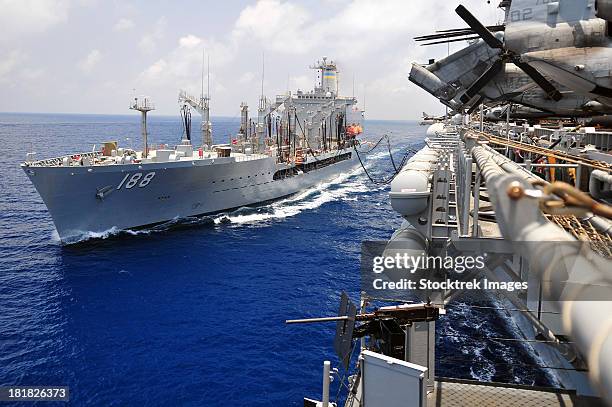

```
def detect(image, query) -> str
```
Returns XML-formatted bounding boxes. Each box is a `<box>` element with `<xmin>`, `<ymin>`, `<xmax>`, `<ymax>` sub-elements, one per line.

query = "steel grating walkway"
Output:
<box><xmin>430</xmin><ymin>378</ymin><xmax>605</xmax><ymax>407</ymax></box>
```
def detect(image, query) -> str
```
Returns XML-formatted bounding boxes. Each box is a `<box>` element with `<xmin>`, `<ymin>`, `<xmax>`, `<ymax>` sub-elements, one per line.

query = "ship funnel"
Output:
<box><xmin>311</xmin><ymin>57</ymin><xmax>338</xmax><ymax>96</ymax></box>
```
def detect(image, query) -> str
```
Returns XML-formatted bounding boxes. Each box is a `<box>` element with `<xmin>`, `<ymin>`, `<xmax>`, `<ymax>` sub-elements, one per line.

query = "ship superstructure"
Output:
<box><xmin>22</xmin><ymin>57</ymin><xmax>364</xmax><ymax>244</ymax></box>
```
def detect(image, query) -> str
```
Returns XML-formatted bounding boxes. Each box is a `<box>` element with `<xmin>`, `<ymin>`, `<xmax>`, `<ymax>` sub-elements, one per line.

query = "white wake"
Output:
<box><xmin>213</xmin><ymin>167</ymin><xmax>369</xmax><ymax>225</ymax></box>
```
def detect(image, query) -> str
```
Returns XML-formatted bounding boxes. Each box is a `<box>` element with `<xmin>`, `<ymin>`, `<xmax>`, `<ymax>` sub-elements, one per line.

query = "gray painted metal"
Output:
<box><xmin>472</xmin><ymin>143</ymin><xmax>612</xmax><ymax>404</ymax></box>
<box><xmin>22</xmin><ymin>151</ymin><xmax>358</xmax><ymax>243</ymax></box>
<box><xmin>409</xmin><ymin>0</ymin><xmax>612</xmax><ymax>118</ymax></box>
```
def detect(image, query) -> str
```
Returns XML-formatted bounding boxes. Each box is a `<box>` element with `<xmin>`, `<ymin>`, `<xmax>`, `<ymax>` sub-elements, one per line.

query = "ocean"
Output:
<box><xmin>0</xmin><ymin>113</ymin><xmax>553</xmax><ymax>406</ymax></box>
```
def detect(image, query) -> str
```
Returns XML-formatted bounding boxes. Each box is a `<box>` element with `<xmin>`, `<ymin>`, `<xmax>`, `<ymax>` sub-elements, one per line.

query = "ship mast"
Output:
<box><xmin>256</xmin><ymin>52</ymin><xmax>266</xmax><ymax>154</ymax></box>
<box><xmin>130</xmin><ymin>96</ymin><xmax>155</xmax><ymax>159</ymax></box>
<box><xmin>201</xmin><ymin>51</ymin><xmax>212</xmax><ymax>149</ymax></box>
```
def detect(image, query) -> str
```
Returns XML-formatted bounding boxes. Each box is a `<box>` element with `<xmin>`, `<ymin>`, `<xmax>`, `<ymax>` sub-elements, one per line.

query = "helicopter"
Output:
<box><xmin>409</xmin><ymin>0</ymin><xmax>612</xmax><ymax>119</ymax></box>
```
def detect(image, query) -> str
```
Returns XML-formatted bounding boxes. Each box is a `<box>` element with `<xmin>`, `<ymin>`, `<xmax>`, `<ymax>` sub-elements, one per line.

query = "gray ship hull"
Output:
<box><xmin>23</xmin><ymin>151</ymin><xmax>359</xmax><ymax>243</ymax></box>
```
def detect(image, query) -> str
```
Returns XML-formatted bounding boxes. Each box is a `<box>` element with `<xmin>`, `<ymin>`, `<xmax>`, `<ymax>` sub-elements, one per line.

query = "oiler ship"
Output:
<box><xmin>22</xmin><ymin>57</ymin><xmax>364</xmax><ymax>243</ymax></box>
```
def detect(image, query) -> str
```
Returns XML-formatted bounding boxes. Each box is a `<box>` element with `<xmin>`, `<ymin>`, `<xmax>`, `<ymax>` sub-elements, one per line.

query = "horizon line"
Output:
<box><xmin>0</xmin><ymin>110</ymin><xmax>419</xmax><ymax>122</ymax></box>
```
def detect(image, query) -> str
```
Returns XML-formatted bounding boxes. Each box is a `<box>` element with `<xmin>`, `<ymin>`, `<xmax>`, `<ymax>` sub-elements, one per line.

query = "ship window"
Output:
<box><xmin>212</xmin><ymin>181</ymin><xmax>216</xmax><ymax>183</ymax></box>
<box><xmin>230</xmin><ymin>178</ymin><xmax>234</xmax><ymax>181</ymax></box>
<box><xmin>608</xmin><ymin>21</ymin><xmax>612</xmax><ymax>37</ymax></box>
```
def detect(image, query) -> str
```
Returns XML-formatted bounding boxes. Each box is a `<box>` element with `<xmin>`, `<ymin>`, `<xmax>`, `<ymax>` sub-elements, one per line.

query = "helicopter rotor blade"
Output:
<box><xmin>513</xmin><ymin>59</ymin><xmax>563</xmax><ymax>101</ymax></box>
<box><xmin>460</xmin><ymin>59</ymin><xmax>504</xmax><ymax>103</ymax></box>
<box><xmin>455</xmin><ymin>5</ymin><xmax>504</xmax><ymax>49</ymax></box>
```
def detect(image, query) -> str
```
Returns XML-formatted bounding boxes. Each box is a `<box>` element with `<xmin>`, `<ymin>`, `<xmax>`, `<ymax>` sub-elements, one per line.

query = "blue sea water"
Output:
<box><xmin>0</xmin><ymin>113</ymin><xmax>553</xmax><ymax>406</ymax></box>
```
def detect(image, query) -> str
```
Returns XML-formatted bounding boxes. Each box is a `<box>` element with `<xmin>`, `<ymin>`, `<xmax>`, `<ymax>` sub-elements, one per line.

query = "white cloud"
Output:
<box><xmin>330</xmin><ymin>1</ymin><xmax>423</xmax><ymax>34</ymax></box>
<box><xmin>113</xmin><ymin>18</ymin><xmax>134</xmax><ymax>32</ymax></box>
<box><xmin>0</xmin><ymin>50</ymin><xmax>26</xmax><ymax>82</ymax></box>
<box><xmin>232</xmin><ymin>0</ymin><xmax>311</xmax><ymax>53</ymax></box>
<box><xmin>231</xmin><ymin>0</ymin><xmax>428</xmax><ymax>57</ymax></box>
<box><xmin>238</xmin><ymin>72</ymin><xmax>255</xmax><ymax>84</ymax></box>
<box><xmin>78</xmin><ymin>49</ymin><xmax>102</xmax><ymax>72</ymax></box>
<box><xmin>0</xmin><ymin>0</ymin><xmax>505</xmax><ymax>118</ymax></box>
<box><xmin>139</xmin><ymin>35</ymin><xmax>234</xmax><ymax>85</ymax></box>
<box><xmin>140</xmin><ymin>59</ymin><xmax>167</xmax><ymax>80</ymax></box>
<box><xmin>0</xmin><ymin>0</ymin><xmax>70</xmax><ymax>41</ymax></box>
<box><xmin>0</xmin><ymin>50</ymin><xmax>46</xmax><ymax>89</ymax></box>
<box><xmin>139</xmin><ymin>16</ymin><xmax>167</xmax><ymax>54</ymax></box>
<box><xmin>135</xmin><ymin>0</ymin><xmax>500</xmax><ymax>118</ymax></box>
<box><xmin>179</xmin><ymin>34</ymin><xmax>202</xmax><ymax>48</ymax></box>
<box><xmin>230</xmin><ymin>0</ymin><xmax>503</xmax><ymax>118</ymax></box>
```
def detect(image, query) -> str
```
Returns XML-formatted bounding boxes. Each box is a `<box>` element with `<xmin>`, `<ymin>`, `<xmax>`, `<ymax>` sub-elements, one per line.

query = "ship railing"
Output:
<box><xmin>476</xmin><ymin>151</ymin><xmax>612</xmax><ymax>404</ymax></box>
<box><xmin>25</xmin><ymin>151</ymin><xmax>103</xmax><ymax>167</ymax></box>
<box><xmin>232</xmin><ymin>153</ymin><xmax>267</xmax><ymax>163</ymax></box>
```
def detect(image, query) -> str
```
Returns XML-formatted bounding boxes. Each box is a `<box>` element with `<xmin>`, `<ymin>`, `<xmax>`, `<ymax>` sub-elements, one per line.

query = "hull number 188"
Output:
<box><xmin>117</xmin><ymin>172</ymin><xmax>156</xmax><ymax>190</ymax></box>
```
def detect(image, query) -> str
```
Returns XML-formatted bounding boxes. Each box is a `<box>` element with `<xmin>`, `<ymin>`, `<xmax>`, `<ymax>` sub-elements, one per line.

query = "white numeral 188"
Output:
<box><xmin>117</xmin><ymin>172</ymin><xmax>156</xmax><ymax>190</ymax></box>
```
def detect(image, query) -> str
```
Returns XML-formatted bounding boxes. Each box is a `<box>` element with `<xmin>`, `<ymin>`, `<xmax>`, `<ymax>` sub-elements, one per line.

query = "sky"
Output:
<box><xmin>0</xmin><ymin>0</ymin><xmax>504</xmax><ymax>120</ymax></box>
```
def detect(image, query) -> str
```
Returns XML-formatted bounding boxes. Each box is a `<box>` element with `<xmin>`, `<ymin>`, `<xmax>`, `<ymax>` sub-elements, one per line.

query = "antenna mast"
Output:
<box><xmin>201</xmin><ymin>49</ymin><xmax>205</xmax><ymax>101</ymax></box>
<box><xmin>255</xmin><ymin>52</ymin><xmax>266</xmax><ymax>154</ymax></box>
<box><xmin>130</xmin><ymin>96</ymin><xmax>155</xmax><ymax>159</ymax></box>
<box><xmin>261</xmin><ymin>52</ymin><xmax>265</xmax><ymax>100</ymax></box>
<box><xmin>201</xmin><ymin>51</ymin><xmax>212</xmax><ymax>149</ymax></box>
